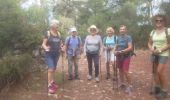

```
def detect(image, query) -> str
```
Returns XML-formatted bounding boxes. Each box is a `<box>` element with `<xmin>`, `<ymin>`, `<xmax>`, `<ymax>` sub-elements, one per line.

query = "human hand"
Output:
<box><xmin>45</xmin><ymin>46</ymin><xmax>50</xmax><ymax>52</ymax></box>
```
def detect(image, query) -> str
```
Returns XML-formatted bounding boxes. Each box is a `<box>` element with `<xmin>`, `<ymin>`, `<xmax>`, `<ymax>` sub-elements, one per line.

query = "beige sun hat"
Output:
<box><xmin>87</xmin><ymin>25</ymin><xmax>99</xmax><ymax>33</ymax></box>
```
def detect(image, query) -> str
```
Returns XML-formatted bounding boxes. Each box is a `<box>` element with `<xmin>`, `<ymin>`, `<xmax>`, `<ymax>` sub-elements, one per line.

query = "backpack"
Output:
<box><xmin>46</xmin><ymin>31</ymin><xmax>61</xmax><ymax>39</ymax></box>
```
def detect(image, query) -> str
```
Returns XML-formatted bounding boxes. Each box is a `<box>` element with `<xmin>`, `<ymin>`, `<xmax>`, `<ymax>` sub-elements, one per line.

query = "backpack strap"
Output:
<box><xmin>165</xmin><ymin>28</ymin><xmax>169</xmax><ymax>44</ymax></box>
<box><xmin>114</xmin><ymin>35</ymin><xmax>117</xmax><ymax>44</ymax></box>
<box><xmin>77</xmin><ymin>36</ymin><xmax>81</xmax><ymax>47</ymax></box>
<box><xmin>151</xmin><ymin>30</ymin><xmax>155</xmax><ymax>39</ymax></box>
<box><xmin>66</xmin><ymin>36</ymin><xmax>71</xmax><ymax>48</ymax></box>
<box><xmin>103</xmin><ymin>37</ymin><xmax>107</xmax><ymax>46</ymax></box>
<box><xmin>47</xmin><ymin>31</ymin><xmax>51</xmax><ymax>39</ymax></box>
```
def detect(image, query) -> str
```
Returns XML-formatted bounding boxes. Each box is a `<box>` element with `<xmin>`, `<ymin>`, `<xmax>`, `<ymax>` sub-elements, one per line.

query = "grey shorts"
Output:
<box><xmin>150</xmin><ymin>55</ymin><xmax>169</xmax><ymax>64</ymax></box>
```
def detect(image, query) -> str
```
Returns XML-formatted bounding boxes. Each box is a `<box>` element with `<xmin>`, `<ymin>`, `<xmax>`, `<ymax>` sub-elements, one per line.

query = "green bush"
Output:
<box><xmin>0</xmin><ymin>54</ymin><xmax>32</xmax><ymax>91</ymax></box>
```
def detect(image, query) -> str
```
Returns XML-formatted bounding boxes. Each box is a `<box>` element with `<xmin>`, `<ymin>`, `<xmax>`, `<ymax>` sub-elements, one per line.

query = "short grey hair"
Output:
<box><xmin>50</xmin><ymin>19</ymin><xmax>59</xmax><ymax>27</ymax></box>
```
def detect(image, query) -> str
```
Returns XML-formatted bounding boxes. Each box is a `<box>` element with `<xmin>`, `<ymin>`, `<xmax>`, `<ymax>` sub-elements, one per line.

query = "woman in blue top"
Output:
<box><xmin>42</xmin><ymin>19</ymin><xmax>64</xmax><ymax>94</ymax></box>
<box><xmin>103</xmin><ymin>27</ymin><xmax>117</xmax><ymax>80</ymax></box>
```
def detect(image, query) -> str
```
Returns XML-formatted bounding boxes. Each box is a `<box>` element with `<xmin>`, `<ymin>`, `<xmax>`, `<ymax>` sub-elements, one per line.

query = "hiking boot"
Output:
<box><xmin>75</xmin><ymin>75</ymin><xmax>80</xmax><ymax>80</ymax></box>
<box><xmin>87</xmin><ymin>75</ymin><xmax>92</xmax><ymax>80</ymax></box>
<box><xmin>48</xmin><ymin>84</ymin><xmax>57</xmax><ymax>94</ymax></box>
<box><xmin>95</xmin><ymin>77</ymin><xmax>100</xmax><ymax>83</ymax></box>
<box><xmin>119</xmin><ymin>84</ymin><xmax>126</xmax><ymax>90</ymax></box>
<box><xmin>68</xmin><ymin>75</ymin><xmax>73</xmax><ymax>80</ymax></box>
<box><xmin>106</xmin><ymin>73</ymin><xmax>110</xmax><ymax>80</ymax></box>
<box><xmin>150</xmin><ymin>86</ymin><xmax>161</xmax><ymax>95</ymax></box>
<box><xmin>155</xmin><ymin>90</ymin><xmax>167</xmax><ymax>99</ymax></box>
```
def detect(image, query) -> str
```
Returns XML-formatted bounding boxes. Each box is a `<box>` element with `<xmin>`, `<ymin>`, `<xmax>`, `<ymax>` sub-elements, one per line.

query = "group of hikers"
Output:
<box><xmin>42</xmin><ymin>14</ymin><xmax>170</xmax><ymax>99</ymax></box>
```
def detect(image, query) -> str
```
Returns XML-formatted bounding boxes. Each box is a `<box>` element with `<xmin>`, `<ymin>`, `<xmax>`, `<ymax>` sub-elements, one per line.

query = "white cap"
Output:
<box><xmin>70</xmin><ymin>27</ymin><xmax>77</xmax><ymax>33</ymax></box>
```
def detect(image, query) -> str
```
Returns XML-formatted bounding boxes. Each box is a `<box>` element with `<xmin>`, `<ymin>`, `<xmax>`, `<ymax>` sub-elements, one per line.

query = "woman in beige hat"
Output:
<box><xmin>84</xmin><ymin>25</ymin><xmax>102</xmax><ymax>82</ymax></box>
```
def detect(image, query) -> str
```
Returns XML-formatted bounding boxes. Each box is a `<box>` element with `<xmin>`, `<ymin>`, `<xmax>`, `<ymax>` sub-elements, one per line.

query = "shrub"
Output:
<box><xmin>0</xmin><ymin>54</ymin><xmax>32</xmax><ymax>91</ymax></box>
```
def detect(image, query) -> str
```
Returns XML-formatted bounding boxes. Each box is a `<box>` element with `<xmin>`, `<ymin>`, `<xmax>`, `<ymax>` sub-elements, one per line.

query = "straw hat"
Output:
<box><xmin>87</xmin><ymin>25</ymin><xmax>99</xmax><ymax>33</ymax></box>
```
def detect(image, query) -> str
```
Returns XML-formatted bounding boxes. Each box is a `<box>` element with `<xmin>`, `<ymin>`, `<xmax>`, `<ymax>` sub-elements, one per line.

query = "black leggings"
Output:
<box><xmin>86</xmin><ymin>53</ymin><xmax>99</xmax><ymax>77</ymax></box>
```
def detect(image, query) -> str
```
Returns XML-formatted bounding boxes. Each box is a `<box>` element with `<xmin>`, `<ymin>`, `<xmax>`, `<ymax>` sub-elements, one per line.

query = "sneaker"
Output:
<box><xmin>125</xmin><ymin>86</ymin><xmax>132</xmax><ymax>95</ymax></box>
<box><xmin>87</xmin><ymin>75</ymin><xmax>92</xmax><ymax>80</ymax></box>
<box><xmin>48</xmin><ymin>85</ymin><xmax>57</xmax><ymax>94</ymax></box>
<box><xmin>95</xmin><ymin>77</ymin><xmax>100</xmax><ymax>83</ymax></box>
<box><xmin>51</xmin><ymin>81</ymin><xmax>58</xmax><ymax>89</ymax></box>
<box><xmin>156</xmin><ymin>90</ymin><xmax>167</xmax><ymax>99</ymax></box>
<box><xmin>150</xmin><ymin>86</ymin><xmax>161</xmax><ymax>95</ymax></box>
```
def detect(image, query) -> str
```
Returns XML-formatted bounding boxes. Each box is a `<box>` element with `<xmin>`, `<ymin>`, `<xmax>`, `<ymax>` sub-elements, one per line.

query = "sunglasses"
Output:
<box><xmin>90</xmin><ymin>29</ymin><xmax>96</xmax><ymax>31</ymax></box>
<box><xmin>155</xmin><ymin>19</ymin><xmax>163</xmax><ymax>22</ymax></box>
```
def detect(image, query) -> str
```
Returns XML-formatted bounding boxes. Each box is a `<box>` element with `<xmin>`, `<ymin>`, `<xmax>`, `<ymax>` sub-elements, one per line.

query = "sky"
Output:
<box><xmin>21</xmin><ymin>0</ymin><xmax>41</xmax><ymax>9</ymax></box>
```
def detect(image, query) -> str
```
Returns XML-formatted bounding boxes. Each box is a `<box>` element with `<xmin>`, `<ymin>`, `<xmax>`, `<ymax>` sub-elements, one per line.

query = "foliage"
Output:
<box><xmin>0</xmin><ymin>54</ymin><xmax>32</xmax><ymax>90</ymax></box>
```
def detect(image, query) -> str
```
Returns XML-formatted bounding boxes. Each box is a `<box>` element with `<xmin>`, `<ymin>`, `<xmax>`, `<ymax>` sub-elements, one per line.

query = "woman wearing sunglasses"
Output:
<box><xmin>148</xmin><ymin>14</ymin><xmax>170</xmax><ymax>98</ymax></box>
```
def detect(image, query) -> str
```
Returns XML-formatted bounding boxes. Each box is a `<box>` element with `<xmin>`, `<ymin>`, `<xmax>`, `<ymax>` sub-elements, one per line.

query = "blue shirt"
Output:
<box><xmin>65</xmin><ymin>36</ymin><xmax>81</xmax><ymax>56</ymax></box>
<box><xmin>117</xmin><ymin>34</ymin><xmax>132</xmax><ymax>51</ymax></box>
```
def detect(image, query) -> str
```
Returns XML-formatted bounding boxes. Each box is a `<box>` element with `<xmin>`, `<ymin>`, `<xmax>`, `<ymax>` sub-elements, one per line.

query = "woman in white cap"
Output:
<box><xmin>65</xmin><ymin>27</ymin><xmax>82</xmax><ymax>80</ymax></box>
<box><xmin>42</xmin><ymin>19</ymin><xmax>64</xmax><ymax>94</ymax></box>
<box><xmin>84</xmin><ymin>25</ymin><xmax>102</xmax><ymax>82</ymax></box>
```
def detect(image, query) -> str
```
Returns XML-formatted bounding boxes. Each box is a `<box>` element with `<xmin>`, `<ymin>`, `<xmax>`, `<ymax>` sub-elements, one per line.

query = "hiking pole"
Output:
<box><xmin>114</xmin><ymin>55</ymin><xmax>118</xmax><ymax>90</ymax></box>
<box><xmin>99</xmin><ymin>54</ymin><xmax>102</xmax><ymax>81</ymax></box>
<box><xmin>150</xmin><ymin>46</ymin><xmax>158</xmax><ymax>94</ymax></box>
<box><xmin>61</xmin><ymin>50</ymin><xmax>65</xmax><ymax>92</ymax></box>
<box><xmin>106</xmin><ymin>46</ymin><xmax>111</xmax><ymax>79</ymax></box>
<box><xmin>112</xmin><ymin>46</ymin><xmax>119</xmax><ymax>90</ymax></box>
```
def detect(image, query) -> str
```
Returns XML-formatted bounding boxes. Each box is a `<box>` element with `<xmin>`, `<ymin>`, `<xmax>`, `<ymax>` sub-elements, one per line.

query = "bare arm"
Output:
<box><xmin>122</xmin><ymin>42</ymin><xmax>132</xmax><ymax>53</ymax></box>
<box><xmin>42</xmin><ymin>38</ymin><xmax>50</xmax><ymax>51</ymax></box>
<box><xmin>148</xmin><ymin>36</ymin><xmax>154</xmax><ymax>52</ymax></box>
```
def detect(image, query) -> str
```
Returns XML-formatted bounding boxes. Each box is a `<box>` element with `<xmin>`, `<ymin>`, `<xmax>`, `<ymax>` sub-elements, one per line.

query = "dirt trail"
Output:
<box><xmin>0</xmin><ymin>50</ymin><xmax>170</xmax><ymax>100</ymax></box>
<box><xmin>55</xmin><ymin>50</ymin><xmax>170</xmax><ymax>100</ymax></box>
